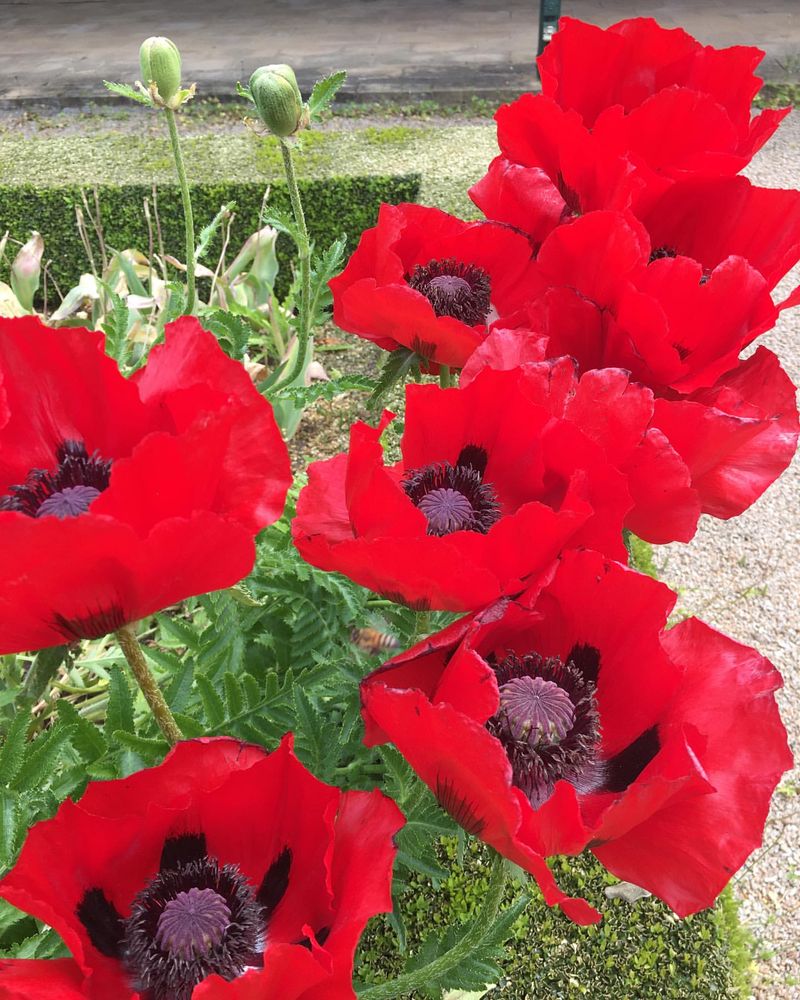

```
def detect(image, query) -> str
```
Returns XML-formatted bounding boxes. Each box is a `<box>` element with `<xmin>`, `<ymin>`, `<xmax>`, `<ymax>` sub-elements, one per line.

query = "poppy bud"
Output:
<box><xmin>10</xmin><ymin>231</ymin><xmax>43</xmax><ymax>312</ymax></box>
<box><xmin>249</xmin><ymin>64</ymin><xmax>305</xmax><ymax>137</ymax></box>
<box><xmin>139</xmin><ymin>36</ymin><xmax>182</xmax><ymax>105</ymax></box>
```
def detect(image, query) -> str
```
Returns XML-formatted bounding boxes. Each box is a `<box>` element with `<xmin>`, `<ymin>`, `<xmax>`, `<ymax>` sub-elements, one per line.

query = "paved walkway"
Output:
<box><xmin>0</xmin><ymin>1</ymin><xmax>798</xmax><ymax>104</ymax></box>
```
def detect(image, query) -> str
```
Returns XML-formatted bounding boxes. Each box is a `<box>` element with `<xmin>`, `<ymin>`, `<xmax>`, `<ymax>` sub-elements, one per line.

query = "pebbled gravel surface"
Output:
<box><xmin>657</xmin><ymin>111</ymin><xmax>800</xmax><ymax>999</ymax></box>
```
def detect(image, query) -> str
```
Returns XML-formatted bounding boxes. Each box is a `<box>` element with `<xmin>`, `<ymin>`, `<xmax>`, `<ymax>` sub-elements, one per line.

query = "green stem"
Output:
<box><xmin>358</xmin><ymin>851</ymin><xmax>508</xmax><ymax>1000</ymax></box>
<box><xmin>115</xmin><ymin>625</ymin><xmax>182</xmax><ymax>745</ymax></box>
<box><xmin>164</xmin><ymin>108</ymin><xmax>196</xmax><ymax>314</ymax></box>
<box><xmin>278</xmin><ymin>137</ymin><xmax>312</xmax><ymax>386</ymax></box>
<box><xmin>412</xmin><ymin>610</ymin><xmax>432</xmax><ymax>644</ymax></box>
<box><xmin>438</xmin><ymin>364</ymin><xmax>452</xmax><ymax>389</ymax></box>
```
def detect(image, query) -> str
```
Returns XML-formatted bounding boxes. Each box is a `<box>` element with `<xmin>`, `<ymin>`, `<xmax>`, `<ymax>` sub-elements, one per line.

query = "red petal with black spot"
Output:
<box><xmin>328</xmin><ymin>202</ymin><xmax>538</xmax><ymax>368</ymax></box>
<box><xmin>0</xmin><ymin>736</ymin><xmax>403</xmax><ymax>1000</ymax></box>
<box><xmin>538</xmin><ymin>17</ymin><xmax>787</xmax><ymax>165</ymax></box>
<box><xmin>642</xmin><ymin>175</ymin><xmax>800</xmax><ymax>295</ymax></box>
<box><xmin>292</xmin><ymin>367</ymin><xmax>631</xmax><ymax>611</ymax></box>
<box><xmin>361</xmin><ymin>550</ymin><xmax>791</xmax><ymax>922</ymax></box>
<box><xmin>0</xmin><ymin>316</ymin><xmax>291</xmax><ymax>655</ymax></box>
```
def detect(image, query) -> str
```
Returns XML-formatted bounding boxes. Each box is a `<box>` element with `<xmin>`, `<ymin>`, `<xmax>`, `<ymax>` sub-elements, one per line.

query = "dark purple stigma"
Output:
<box><xmin>486</xmin><ymin>650</ymin><xmax>601</xmax><ymax>809</ymax></box>
<box><xmin>37</xmin><ymin>485</ymin><xmax>101</xmax><ymax>519</ymax></box>
<box><xmin>403</xmin><ymin>444</ymin><xmax>500</xmax><ymax>536</ymax></box>
<box><xmin>407</xmin><ymin>258</ymin><xmax>492</xmax><ymax>326</ymax></box>
<box><xmin>496</xmin><ymin>676</ymin><xmax>576</xmax><ymax>745</ymax></box>
<box><xmin>155</xmin><ymin>887</ymin><xmax>232</xmax><ymax>962</ymax></box>
<box><xmin>0</xmin><ymin>440</ymin><xmax>111</xmax><ymax>519</ymax></box>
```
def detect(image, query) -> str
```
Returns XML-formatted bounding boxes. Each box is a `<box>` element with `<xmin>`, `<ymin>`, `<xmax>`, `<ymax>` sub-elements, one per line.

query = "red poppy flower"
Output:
<box><xmin>463</xmin><ymin>211</ymin><xmax>798</xmax><ymax>522</ymax></box>
<box><xmin>0</xmin><ymin>736</ymin><xmax>403</xmax><ymax>1000</ymax></box>
<box><xmin>469</xmin><ymin>95</ymin><xmax>665</xmax><ymax>246</ymax></box>
<box><xmin>641</xmin><ymin>175</ymin><xmax>800</xmax><ymax>299</ymax></box>
<box><xmin>538</xmin><ymin>17</ymin><xmax>787</xmax><ymax>170</ymax></box>
<box><xmin>462</xmin><ymin>356</ymin><xmax>700</xmax><ymax>544</ymax></box>
<box><xmin>0</xmin><ymin>316</ymin><xmax>291</xmax><ymax>655</ymax></box>
<box><xmin>361</xmin><ymin>549</ymin><xmax>791</xmax><ymax>924</ymax></box>
<box><xmin>328</xmin><ymin>202</ymin><xmax>537</xmax><ymax>368</ymax></box>
<box><xmin>292</xmin><ymin>367</ymin><xmax>631</xmax><ymax>612</ymax></box>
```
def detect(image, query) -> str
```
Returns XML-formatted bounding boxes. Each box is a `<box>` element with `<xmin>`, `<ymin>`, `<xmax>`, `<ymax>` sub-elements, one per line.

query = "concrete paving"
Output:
<box><xmin>0</xmin><ymin>1</ymin><xmax>798</xmax><ymax>104</ymax></box>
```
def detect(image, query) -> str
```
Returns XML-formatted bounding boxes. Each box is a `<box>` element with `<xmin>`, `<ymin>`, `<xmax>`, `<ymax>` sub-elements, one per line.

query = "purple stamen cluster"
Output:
<box><xmin>407</xmin><ymin>258</ymin><xmax>492</xmax><ymax>325</ymax></box>
<box><xmin>487</xmin><ymin>650</ymin><xmax>602</xmax><ymax>808</ymax></box>
<box><xmin>403</xmin><ymin>445</ymin><xmax>501</xmax><ymax>536</ymax></box>
<box><xmin>0</xmin><ymin>440</ymin><xmax>111</xmax><ymax>518</ymax></box>
<box><xmin>123</xmin><ymin>857</ymin><xmax>263</xmax><ymax>1000</ymax></box>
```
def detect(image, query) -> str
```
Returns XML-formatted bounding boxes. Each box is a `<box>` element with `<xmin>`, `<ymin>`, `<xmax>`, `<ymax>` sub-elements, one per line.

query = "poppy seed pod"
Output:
<box><xmin>249</xmin><ymin>64</ymin><xmax>305</xmax><ymax>137</ymax></box>
<box><xmin>139</xmin><ymin>36</ymin><xmax>182</xmax><ymax>104</ymax></box>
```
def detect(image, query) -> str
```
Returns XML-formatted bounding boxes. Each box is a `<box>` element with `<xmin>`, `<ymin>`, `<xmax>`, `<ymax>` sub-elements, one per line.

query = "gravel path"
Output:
<box><xmin>657</xmin><ymin>112</ymin><xmax>800</xmax><ymax>999</ymax></box>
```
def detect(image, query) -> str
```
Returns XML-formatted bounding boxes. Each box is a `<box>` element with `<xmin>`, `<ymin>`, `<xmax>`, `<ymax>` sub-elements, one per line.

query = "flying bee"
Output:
<box><xmin>350</xmin><ymin>627</ymin><xmax>400</xmax><ymax>656</ymax></box>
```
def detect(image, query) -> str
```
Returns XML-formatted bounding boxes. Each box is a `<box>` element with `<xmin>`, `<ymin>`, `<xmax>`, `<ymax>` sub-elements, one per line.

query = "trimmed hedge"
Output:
<box><xmin>0</xmin><ymin>174</ymin><xmax>420</xmax><ymax>295</ymax></box>
<box><xmin>357</xmin><ymin>839</ymin><xmax>748</xmax><ymax>999</ymax></box>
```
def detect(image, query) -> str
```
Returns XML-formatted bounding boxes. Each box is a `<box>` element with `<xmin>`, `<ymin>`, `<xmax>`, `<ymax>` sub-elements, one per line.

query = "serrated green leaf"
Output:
<box><xmin>156</xmin><ymin>612</ymin><xmax>201</xmax><ymax>650</ymax></box>
<box><xmin>369</xmin><ymin>347</ymin><xmax>423</xmax><ymax>408</ymax></box>
<box><xmin>111</xmin><ymin>731</ymin><xmax>168</xmax><ymax>761</ymax></box>
<box><xmin>107</xmin><ymin>667</ymin><xmax>135</xmax><ymax>736</ymax></box>
<box><xmin>55</xmin><ymin>700</ymin><xmax>107</xmax><ymax>761</ymax></box>
<box><xmin>222</xmin><ymin>673</ymin><xmax>244</xmax><ymax>718</ymax></box>
<box><xmin>0</xmin><ymin>791</ymin><xmax>21</xmax><ymax>870</ymax></box>
<box><xmin>195</xmin><ymin>202</ymin><xmax>236</xmax><ymax>262</ymax></box>
<box><xmin>307</xmin><ymin>70</ymin><xmax>347</xmax><ymax>119</ymax></box>
<box><xmin>10</xmin><ymin>725</ymin><xmax>72</xmax><ymax>792</ymax></box>
<box><xmin>103</xmin><ymin>80</ymin><xmax>153</xmax><ymax>105</ymax></box>
<box><xmin>195</xmin><ymin>674</ymin><xmax>225</xmax><ymax>728</ymax></box>
<box><xmin>0</xmin><ymin>712</ymin><xmax>33</xmax><ymax>786</ymax></box>
<box><xmin>271</xmin><ymin>373</ymin><xmax>375</xmax><ymax>408</ymax></box>
<box><xmin>163</xmin><ymin>659</ymin><xmax>195</xmax><ymax>715</ymax></box>
<box><xmin>201</xmin><ymin>310</ymin><xmax>251</xmax><ymax>361</ymax></box>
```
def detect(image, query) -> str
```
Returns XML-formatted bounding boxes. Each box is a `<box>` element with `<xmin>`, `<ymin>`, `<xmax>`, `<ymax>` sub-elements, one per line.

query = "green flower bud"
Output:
<box><xmin>139</xmin><ymin>36</ymin><xmax>182</xmax><ymax>105</ymax></box>
<box><xmin>249</xmin><ymin>64</ymin><xmax>305</xmax><ymax>137</ymax></box>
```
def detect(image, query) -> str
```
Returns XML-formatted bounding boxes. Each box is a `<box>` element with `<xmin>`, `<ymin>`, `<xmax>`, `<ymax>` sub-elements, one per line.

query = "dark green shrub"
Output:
<box><xmin>0</xmin><ymin>174</ymin><xmax>420</xmax><ymax>295</ymax></box>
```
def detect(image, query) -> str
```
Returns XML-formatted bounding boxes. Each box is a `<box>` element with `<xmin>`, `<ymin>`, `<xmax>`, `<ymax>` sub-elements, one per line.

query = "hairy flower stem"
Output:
<box><xmin>438</xmin><ymin>365</ymin><xmax>453</xmax><ymax>389</ymax></box>
<box><xmin>278</xmin><ymin>137</ymin><xmax>312</xmax><ymax>386</ymax></box>
<box><xmin>115</xmin><ymin>624</ymin><xmax>183</xmax><ymax>745</ymax></box>
<box><xmin>164</xmin><ymin>108</ymin><xmax>196</xmax><ymax>314</ymax></box>
<box><xmin>358</xmin><ymin>851</ymin><xmax>508</xmax><ymax>1000</ymax></box>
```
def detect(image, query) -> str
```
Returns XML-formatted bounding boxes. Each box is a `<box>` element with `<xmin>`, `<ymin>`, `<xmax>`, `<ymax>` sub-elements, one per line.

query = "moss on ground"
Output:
<box><xmin>356</xmin><ymin>839</ymin><xmax>749</xmax><ymax>998</ymax></box>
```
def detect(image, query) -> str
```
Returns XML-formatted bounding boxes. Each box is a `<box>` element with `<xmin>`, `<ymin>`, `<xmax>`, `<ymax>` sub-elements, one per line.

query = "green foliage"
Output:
<box><xmin>357</xmin><ymin>840</ymin><xmax>746</xmax><ymax>998</ymax></box>
<box><xmin>0</xmin><ymin>174</ymin><xmax>420</xmax><ymax>299</ymax></box>
<box><xmin>307</xmin><ymin>71</ymin><xmax>348</xmax><ymax>121</ymax></box>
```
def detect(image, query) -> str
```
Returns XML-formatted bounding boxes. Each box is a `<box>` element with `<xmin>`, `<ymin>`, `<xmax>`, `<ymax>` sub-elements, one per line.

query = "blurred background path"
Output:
<box><xmin>0</xmin><ymin>1</ymin><xmax>799</xmax><ymax>104</ymax></box>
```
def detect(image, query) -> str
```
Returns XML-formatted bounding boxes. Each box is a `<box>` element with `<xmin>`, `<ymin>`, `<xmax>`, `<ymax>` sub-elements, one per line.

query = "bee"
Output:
<box><xmin>350</xmin><ymin>627</ymin><xmax>400</xmax><ymax>656</ymax></box>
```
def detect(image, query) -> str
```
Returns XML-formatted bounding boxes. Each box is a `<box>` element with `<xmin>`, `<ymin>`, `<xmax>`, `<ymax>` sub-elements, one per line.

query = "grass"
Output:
<box><xmin>357</xmin><ymin>839</ymin><xmax>750</xmax><ymax>999</ymax></box>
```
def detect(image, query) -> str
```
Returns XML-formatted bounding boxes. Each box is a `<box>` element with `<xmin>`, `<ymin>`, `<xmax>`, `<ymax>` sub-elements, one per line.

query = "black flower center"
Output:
<box><xmin>124</xmin><ymin>856</ymin><xmax>263</xmax><ymax>1000</ymax></box>
<box><xmin>0</xmin><ymin>440</ymin><xmax>111</xmax><ymax>519</ymax></box>
<box><xmin>649</xmin><ymin>246</ymin><xmax>678</xmax><ymax>263</ymax></box>
<box><xmin>407</xmin><ymin>258</ymin><xmax>492</xmax><ymax>325</ymax></box>
<box><xmin>486</xmin><ymin>649</ymin><xmax>601</xmax><ymax>808</ymax></box>
<box><xmin>402</xmin><ymin>444</ymin><xmax>501</xmax><ymax>536</ymax></box>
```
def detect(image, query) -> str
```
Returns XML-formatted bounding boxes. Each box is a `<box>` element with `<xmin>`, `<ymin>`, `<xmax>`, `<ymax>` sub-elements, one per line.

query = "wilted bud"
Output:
<box><xmin>139</xmin><ymin>36</ymin><xmax>182</xmax><ymax>105</ymax></box>
<box><xmin>10</xmin><ymin>231</ymin><xmax>43</xmax><ymax>312</ymax></box>
<box><xmin>249</xmin><ymin>65</ymin><xmax>306</xmax><ymax>137</ymax></box>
